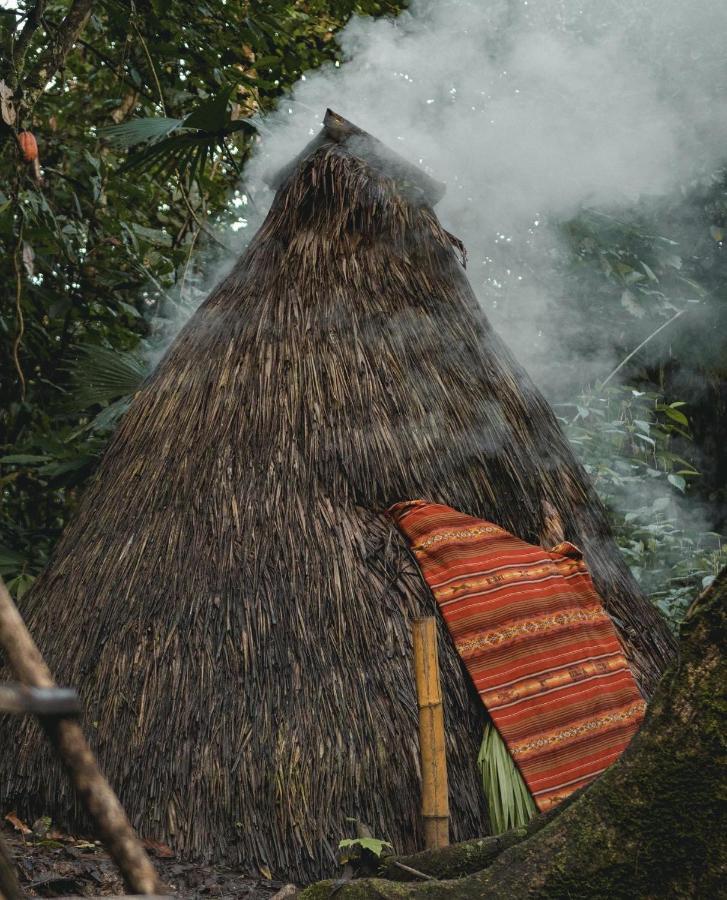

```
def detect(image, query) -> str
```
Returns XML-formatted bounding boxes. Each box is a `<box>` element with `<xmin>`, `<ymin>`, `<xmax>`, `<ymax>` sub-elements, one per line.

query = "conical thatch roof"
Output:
<box><xmin>0</xmin><ymin>110</ymin><xmax>676</xmax><ymax>881</ymax></box>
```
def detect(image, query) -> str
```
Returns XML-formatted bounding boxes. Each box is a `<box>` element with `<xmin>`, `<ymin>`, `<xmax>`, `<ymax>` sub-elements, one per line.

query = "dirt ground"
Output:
<box><xmin>2</xmin><ymin>821</ymin><xmax>294</xmax><ymax>899</ymax></box>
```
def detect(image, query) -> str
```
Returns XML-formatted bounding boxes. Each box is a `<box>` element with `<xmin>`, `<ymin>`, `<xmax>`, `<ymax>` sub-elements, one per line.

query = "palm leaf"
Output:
<box><xmin>99</xmin><ymin>116</ymin><xmax>185</xmax><ymax>149</ymax></box>
<box><xmin>105</xmin><ymin>86</ymin><xmax>256</xmax><ymax>182</ymax></box>
<box><xmin>120</xmin><ymin>131</ymin><xmax>218</xmax><ymax>177</ymax></box>
<box><xmin>477</xmin><ymin>720</ymin><xmax>536</xmax><ymax>834</ymax></box>
<box><xmin>65</xmin><ymin>346</ymin><xmax>148</xmax><ymax>411</ymax></box>
<box><xmin>183</xmin><ymin>83</ymin><xmax>237</xmax><ymax>132</ymax></box>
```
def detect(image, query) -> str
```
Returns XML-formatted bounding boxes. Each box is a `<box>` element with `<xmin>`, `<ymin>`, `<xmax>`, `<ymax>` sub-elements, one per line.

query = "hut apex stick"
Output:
<box><xmin>0</xmin><ymin>578</ymin><xmax>162</xmax><ymax>896</ymax></box>
<box><xmin>412</xmin><ymin>617</ymin><xmax>450</xmax><ymax>850</ymax></box>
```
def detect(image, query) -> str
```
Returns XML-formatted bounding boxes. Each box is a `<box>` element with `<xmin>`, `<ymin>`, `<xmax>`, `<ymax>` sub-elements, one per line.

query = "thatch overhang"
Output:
<box><xmin>0</xmin><ymin>111</ymin><xmax>677</xmax><ymax>881</ymax></box>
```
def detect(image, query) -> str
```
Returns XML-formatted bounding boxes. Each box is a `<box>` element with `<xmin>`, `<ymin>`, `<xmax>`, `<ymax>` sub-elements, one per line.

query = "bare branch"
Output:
<box><xmin>21</xmin><ymin>0</ymin><xmax>95</xmax><ymax>111</ymax></box>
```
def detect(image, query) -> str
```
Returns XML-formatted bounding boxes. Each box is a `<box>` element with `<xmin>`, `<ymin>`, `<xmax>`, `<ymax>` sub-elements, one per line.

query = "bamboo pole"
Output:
<box><xmin>0</xmin><ymin>578</ymin><xmax>162</xmax><ymax>895</ymax></box>
<box><xmin>411</xmin><ymin>617</ymin><xmax>449</xmax><ymax>850</ymax></box>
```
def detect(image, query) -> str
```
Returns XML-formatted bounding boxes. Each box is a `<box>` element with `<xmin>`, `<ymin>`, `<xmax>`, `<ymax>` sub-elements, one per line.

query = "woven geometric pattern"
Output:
<box><xmin>390</xmin><ymin>499</ymin><xmax>646</xmax><ymax>811</ymax></box>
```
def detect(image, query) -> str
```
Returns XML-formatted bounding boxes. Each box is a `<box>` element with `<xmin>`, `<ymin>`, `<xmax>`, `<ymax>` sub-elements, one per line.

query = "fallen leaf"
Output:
<box><xmin>5</xmin><ymin>811</ymin><xmax>32</xmax><ymax>835</ymax></box>
<box><xmin>74</xmin><ymin>840</ymin><xmax>99</xmax><ymax>851</ymax></box>
<box><xmin>271</xmin><ymin>884</ymin><xmax>299</xmax><ymax>899</ymax></box>
<box><xmin>259</xmin><ymin>864</ymin><xmax>273</xmax><ymax>880</ymax></box>
<box><xmin>47</xmin><ymin>829</ymin><xmax>75</xmax><ymax>842</ymax></box>
<box><xmin>142</xmin><ymin>838</ymin><xmax>175</xmax><ymax>858</ymax></box>
<box><xmin>0</xmin><ymin>79</ymin><xmax>16</xmax><ymax>126</ymax></box>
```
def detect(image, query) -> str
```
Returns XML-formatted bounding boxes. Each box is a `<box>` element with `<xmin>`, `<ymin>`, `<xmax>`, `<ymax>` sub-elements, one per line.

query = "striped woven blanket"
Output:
<box><xmin>389</xmin><ymin>500</ymin><xmax>646</xmax><ymax>812</ymax></box>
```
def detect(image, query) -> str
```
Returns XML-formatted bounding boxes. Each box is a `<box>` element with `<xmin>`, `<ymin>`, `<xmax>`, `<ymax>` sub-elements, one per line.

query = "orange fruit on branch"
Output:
<box><xmin>18</xmin><ymin>130</ymin><xmax>39</xmax><ymax>163</ymax></box>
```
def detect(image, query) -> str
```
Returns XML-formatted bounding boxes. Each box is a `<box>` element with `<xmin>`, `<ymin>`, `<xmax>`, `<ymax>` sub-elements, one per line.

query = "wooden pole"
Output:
<box><xmin>411</xmin><ymin>617</ymin><xmax>449</xmax><ymax>850</ymax></box>
<box><xmin>0</xmin><ymin>578</ymin><xmax>163</xmax><ymax>895</ymax></box>
<box><xmin>0</xmin><ymin>684</ymin><xmax>80</xmax><ymax>716</ymax></box>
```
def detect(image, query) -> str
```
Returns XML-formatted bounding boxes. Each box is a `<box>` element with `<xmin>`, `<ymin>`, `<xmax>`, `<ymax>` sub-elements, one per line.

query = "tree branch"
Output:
<box><xmin>74</xmin><ymin>36</ymin><xmax>157</xmax><ymax>104</ymax></box>
<box><xmin>21</xmin><ymin>0</ymin><xmax>95</xmax><ymax>111</ymax></box>
<box><xmin>10</xmin><ymin>0</ymin><xmax>47</xmax><ymax>87</ymax></box>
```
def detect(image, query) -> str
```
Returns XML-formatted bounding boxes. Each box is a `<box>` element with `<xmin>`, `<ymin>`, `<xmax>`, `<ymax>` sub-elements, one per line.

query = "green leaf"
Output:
<box><xmin>184</xmin><ymin>84</ymin><xmax>237</xmax><ymax>132</ymax></box>
<box><xmin>117</xmin><ymin>301</ymin><xmax>142</xmax><ymax>318</ymax></box>
<box><xmin>100</xmin><ymin>117</ymin><xmax>185</xmax><ymax>148</ymax></box>
<box><xmin>0</xmin><ymin>454</ymin><xmax>52</xmax><ymax>465</ymax></box>
<box><xmin>478</xmin><ymin>720</ymin><xmax>535</xmax><ymax>834</ymax></box>
<box><xmin>667</xmin><ymin>473</ymin><xmax>686</xmax><ymax>493</ymax></box>
<box><xmin>634</xmin><ymin>432</ymin><xmax>655</xmax><ymax>447</ymax></box>
<box><xmin>664</xmin><ymin>407</ymin><xmax>689</xmax><ymax>427</ymax></box>
<box><xmin>121</xmin><ymin>131</ymin><xmax>219</xmax><ymax>179</ymax></box>
<box><xmin>132</xmin><ymin>224</ymin><xmax>173</xmax><ymax>247</ymax></box>
<box><xmin>6</xmin><ymin>573</ymin><xmax>35</xmax><ymax>599</ymax></box>
<box><xmin>70</xmin><ymin>397</ymin><xmax>132</xmax><ymax>439</ymax></box>
<box><xmin>65</xmin><ymin>346</ymin><xmax>148</xmax><ymax>411</ymax></box>
<box><xmin>38</xmin><ymin>456</ymin><xmax>95</xmax><ymax>478</ymax></box>
<box><xmin>641</xmin><ymin>261</ymin><xmax>658</xmax><ymax>281</ymax></box>
<box><xmin>338</xmin><ymin>837</ymin><xmax>392</xmax><ymax>858</ymax></box>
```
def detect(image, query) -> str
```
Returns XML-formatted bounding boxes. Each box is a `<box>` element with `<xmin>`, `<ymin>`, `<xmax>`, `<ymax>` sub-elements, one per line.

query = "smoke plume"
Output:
<box><xmin>239</xmin><ymin>0</ymin><xmax>727</xmax><ymax>393</ymax></box>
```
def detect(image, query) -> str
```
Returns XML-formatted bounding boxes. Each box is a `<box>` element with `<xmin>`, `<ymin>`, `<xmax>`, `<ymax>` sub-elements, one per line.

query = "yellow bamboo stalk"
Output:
<box><xmin>411</xmin><ymin>617</ymin><xmax>449</xmax><ymax>849</ymax></box>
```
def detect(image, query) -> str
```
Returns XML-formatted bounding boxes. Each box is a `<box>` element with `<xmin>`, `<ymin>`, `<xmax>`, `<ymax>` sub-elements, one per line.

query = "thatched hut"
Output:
<box><xmin>0</xmin><ymin>110</ymin><xmax>676</xmax><ymax>881</ymax></box>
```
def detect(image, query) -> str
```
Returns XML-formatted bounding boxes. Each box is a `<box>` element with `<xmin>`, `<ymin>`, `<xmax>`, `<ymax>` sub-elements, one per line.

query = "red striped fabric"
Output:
<box><xmin>389</xmin><ymin>499</ymin><xmax>646</xmax><ymax>812</ymax></box>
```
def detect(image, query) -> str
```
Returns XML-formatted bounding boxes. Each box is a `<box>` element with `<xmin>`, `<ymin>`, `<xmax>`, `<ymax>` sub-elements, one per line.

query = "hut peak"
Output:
<box><xmin>268</xmin><ymin>108</ymin><xmax>446</xmax><ymax>206</ymax></box>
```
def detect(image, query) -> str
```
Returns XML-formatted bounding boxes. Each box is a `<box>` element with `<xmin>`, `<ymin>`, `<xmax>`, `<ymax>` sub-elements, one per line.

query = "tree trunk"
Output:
<box><xmin>301</xmin><ymin>571</ymin><xmax>727</xmax><ymax>898</ymax></box>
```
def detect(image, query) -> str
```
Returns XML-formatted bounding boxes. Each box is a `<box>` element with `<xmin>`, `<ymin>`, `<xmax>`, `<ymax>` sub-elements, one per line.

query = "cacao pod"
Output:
<box><xmin>18</xmin><ymin>131</ymin><xmax>38</xmax><ymax>163</ymax></box>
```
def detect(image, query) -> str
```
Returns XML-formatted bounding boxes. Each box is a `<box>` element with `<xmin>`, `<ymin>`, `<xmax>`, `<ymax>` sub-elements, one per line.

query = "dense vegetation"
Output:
<box><xmin>1</xmin><ymin>0</ymin><xmax>725</xmax><ymax>623</ymax></box>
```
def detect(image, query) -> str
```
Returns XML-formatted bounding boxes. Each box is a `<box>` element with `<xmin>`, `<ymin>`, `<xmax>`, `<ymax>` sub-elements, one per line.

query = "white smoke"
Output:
<box><xmin>238</xmin><ymin>0</ymin><xmax>727</xmax><ymax>392</ymax></box>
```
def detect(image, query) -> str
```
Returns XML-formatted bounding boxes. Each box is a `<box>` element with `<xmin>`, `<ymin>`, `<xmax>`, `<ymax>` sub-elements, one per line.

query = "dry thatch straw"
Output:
<box><xmin>0</xmin><ymin>109</ymin><xmax>677</xmax><ymax>882</ymax></box>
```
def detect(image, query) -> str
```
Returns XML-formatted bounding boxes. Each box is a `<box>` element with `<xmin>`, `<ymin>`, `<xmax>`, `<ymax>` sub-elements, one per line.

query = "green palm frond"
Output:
<box><xmin>120</xmin><ymin>130</ymin><xmax>219</xmax><ymax>180</ymax></box>
<box><xmin>478</xmin><ymin>720</ymin><xmax>536</xmax><ymax>834</ymax></box>
<box><xmin>66</xmin><ymin>345</ymin><xmax>148</xmax><ymax>412</ymax></box>
<box><xmin>100</xmin><ymin>85</ymin><xmax>256</xmax><ymax>183</ymax></box>
<box><xmin>98</xmin><ymin>116</ymin><xmax>185</xmax><ymax>149</ymax></box>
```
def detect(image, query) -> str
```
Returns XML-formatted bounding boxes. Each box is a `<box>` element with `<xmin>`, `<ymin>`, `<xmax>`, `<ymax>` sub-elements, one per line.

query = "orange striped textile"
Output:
<box><xmin>389</xmin><ymin>499</ymin><xmax>646</xmax><ymax>812</ymax></box>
